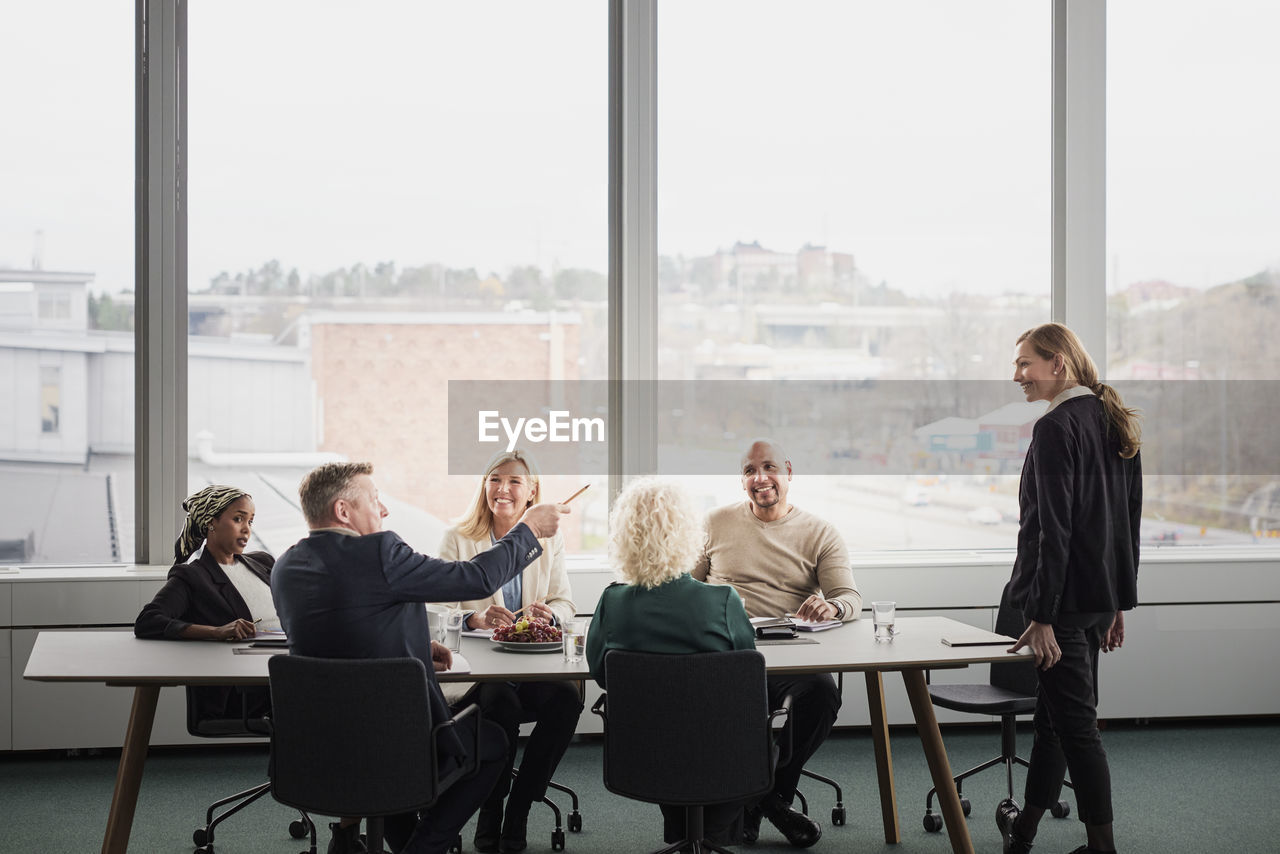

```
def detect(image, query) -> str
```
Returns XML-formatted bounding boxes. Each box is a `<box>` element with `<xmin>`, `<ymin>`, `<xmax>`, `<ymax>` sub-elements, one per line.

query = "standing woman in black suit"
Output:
<box><xmin>1000</xmin><ymin>323</ymin><xmax>1142</xmax><ymax>854</ymax></box>
<box><xmin>134</xmin><ymin>485</ymin><xmax>278</xmax><ymax>720</ymax></box>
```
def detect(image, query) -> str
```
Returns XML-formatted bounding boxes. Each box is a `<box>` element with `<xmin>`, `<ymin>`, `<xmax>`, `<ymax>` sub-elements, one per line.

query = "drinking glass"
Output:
<box><xmin>872</xmin><ymin>601</ymin><xmax>896</xmax><ymax>642</ymax></box>
<box><xmin>444</xmin><ymin>609</ymin><xmax>465</xmax><ymax>653</ymax></box>
<box><xmin>562</xmin><ymin>619</ymin><xmax>586</xmax><ymax>663</ymax></box>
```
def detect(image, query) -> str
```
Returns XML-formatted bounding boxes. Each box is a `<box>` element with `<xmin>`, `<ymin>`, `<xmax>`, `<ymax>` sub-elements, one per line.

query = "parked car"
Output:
<box><xmin>902</xmin><ymin>486</ymin><xmax>930</xmax><ymax>506</ymax></box>
<box><xmin>966</xmin><ymin>506</ymin><xmax>1002</xmax><ymax>525</ymax></box>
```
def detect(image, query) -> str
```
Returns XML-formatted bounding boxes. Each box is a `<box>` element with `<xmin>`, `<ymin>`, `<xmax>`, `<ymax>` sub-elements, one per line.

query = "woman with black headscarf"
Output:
<box><xmin>135</xmin><ymin>484</ymin><xmax>277</xmax><ymax>650</ymax></box>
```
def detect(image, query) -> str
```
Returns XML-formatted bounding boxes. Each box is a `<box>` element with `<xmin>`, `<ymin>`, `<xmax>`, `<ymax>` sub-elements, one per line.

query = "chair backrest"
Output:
<box><xmin>268</xmin><ymin>655</ymin><xmax>439</xmax><ymax>817</ymax></box>
<box><xmin>600</xmin><ymin>649</ymin><xmax>775</xmax><ymax>807</ymax></box>
<box><xmin>991</xmin><ymin>581</ymin><xmax>1038</xmax><ymax>696</ymax></box>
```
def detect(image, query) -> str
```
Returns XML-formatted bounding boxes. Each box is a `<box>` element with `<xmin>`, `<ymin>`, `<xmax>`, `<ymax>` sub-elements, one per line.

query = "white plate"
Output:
<box><xmin>490</xmin><ymin>639</ymin><xmax>563</xmax><ymax>653</ymax></box>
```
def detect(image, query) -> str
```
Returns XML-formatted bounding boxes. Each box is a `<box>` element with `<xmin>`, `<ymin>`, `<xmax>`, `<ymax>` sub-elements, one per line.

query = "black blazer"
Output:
<box><xmin>271</xmin><ymin>526</ymin><xmax>542</xmax><ymax>760</ymax></box>
<box><xmin>135</xmin><ymin>550</ymin><xmax>275</xmax><ymax>640</ymax></box>
<box><xmin>1009</xmin><ymin>394</ymin><xmax>1142</xmax><ymax>625</ymax></box>
<box><xmin>134</xmin><ymin>550</ymin><xmax>275</xmax><ymax>724</ymax></box>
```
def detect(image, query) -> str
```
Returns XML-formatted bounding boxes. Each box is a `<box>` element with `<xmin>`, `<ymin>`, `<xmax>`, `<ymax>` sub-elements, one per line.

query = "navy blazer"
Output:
<box><xmin>270</xmin><ymin>525</ymin><xmax>542</xmax><ymax>759</ymax></box>
<box><xmin>1009</xmin><ymin>394</ymin><xmax>1142</xmax><ymax>625</ymax></box>
<box><xmin>134</xmin><ymin>550</ymin><xmax>275</xmax><ymax>723</ymax></box>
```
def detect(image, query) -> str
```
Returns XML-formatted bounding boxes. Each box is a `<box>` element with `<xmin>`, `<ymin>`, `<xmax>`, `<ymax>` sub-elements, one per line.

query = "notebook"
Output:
<box><xmin>940</xmin><ymin>629</ymin><xmax>1016</xmax><ymax>647</ymax></box>
<box><xmin>750</xmin><ymin>616</ymin><xmax>797</xmax><ymax>640</ymax></box>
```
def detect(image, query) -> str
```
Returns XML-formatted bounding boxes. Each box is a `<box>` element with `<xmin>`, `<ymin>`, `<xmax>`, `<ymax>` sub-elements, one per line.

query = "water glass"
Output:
<box><xmin>426</xmin><ymin>604</ymin><xmax>449</xmax><ymax>645</ymax></box>
<box><xmin>562</xmin><ymin>619</ymin><xmax>586</xmax><ymax>663</ymax></box>
<box><xmin>872</xmin><ymin>600</ymin><xmax>896</xmax><ymax>642</ymax></box>
<box><xmin>444</xmin><ymin>609</ymin><xmax>465</xmax><ymax>653</ymax></box>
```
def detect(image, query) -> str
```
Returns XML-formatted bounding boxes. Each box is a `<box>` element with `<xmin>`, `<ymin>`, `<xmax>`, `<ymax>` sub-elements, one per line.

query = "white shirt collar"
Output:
<box><xmin>1044</xmin><ymin>383</ymin><xmax>1094</xmax><ymax>414</ymax></box>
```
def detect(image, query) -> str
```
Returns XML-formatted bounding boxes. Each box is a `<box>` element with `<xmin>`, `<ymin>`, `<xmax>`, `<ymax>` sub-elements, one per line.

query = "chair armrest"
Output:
<box><xmin>590</xmin><ymin>693</ymin><xmax>607</xmax><ymax>722</ymax></box>
<box><xmin>770</xmin><ymin>693</ymin><xmax>794</xmax><ymax>768</ymax></box>
<box><xmin>431</xmin><ymin>702</ymin><xmax>484</xmax><ymax>781</ymax></box>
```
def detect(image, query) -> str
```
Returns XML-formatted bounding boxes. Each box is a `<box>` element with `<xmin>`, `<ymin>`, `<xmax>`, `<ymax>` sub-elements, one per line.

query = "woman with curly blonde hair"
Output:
<box><xmin>586</xmin><ymin>477</ymin><xmax>756</xmax><ymax>846</ymax></box>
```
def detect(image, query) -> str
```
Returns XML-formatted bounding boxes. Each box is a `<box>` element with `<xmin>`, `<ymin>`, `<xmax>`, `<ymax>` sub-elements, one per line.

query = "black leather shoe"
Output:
<box><xmin>996</xmin><ymin>798</ymin><xmax>1032</xmax><ymax>854</ymax></box>
<box><xmin>742</xmin><ymin>805</ymin><xmax>762</xmax><ymax>844</ymax></box>
<box><xmin>762</xmin><ymin>800</ymin><xmax>822</xmax><ymax>848</ymax></box>
<box><xmin>498</xmin><ymin>806</ymin><xmax>528</xmax><ymax>853</ymax></box>
<box><xmin>474</xmin><ymin>804</ymin><xmax>503</xmax><ymax>853</ymax></box>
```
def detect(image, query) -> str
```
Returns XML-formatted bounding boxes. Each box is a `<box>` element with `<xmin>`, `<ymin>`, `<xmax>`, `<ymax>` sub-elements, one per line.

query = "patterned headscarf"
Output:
<box><xmin>175</xmin><ymin>485</ymin><xmax>250</xmax><ymax>562</ymax></box>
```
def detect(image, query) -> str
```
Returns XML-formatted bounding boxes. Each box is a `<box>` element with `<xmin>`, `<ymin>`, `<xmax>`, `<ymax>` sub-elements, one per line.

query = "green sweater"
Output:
<box><xmin>586</xmin><ymin>573</ymin><xmax>756</xmax><ymax>689</ymax></box>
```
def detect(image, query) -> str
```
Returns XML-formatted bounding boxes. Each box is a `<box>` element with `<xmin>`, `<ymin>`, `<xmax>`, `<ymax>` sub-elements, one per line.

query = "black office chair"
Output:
<box><xmin>509</xmin><ymin>769</ymin><xmax>582</xmax><ymax>850</ymax></box>
<box><xmin>794</xmin><ymin>671</ymin><xmax>847</xmax><ymax>826</ymax></box>
<box><xmin>921</xmin><ymin>583</ymin><xmax>1073</xmax><ymax>832</ymax></box>
<box><xmin>267</xmin><ymin>655</ymin><xmax>479</xmax><ymax>854</ymax></box>
<box><xmin>591</xmin><ymin>650</ymin><xmax>791</xmax><ymax>854</ymax></box>
<box><xmin>185</xmin><ymin>685</ymin><xmax>311</xmax><ymax>854</ymax></box>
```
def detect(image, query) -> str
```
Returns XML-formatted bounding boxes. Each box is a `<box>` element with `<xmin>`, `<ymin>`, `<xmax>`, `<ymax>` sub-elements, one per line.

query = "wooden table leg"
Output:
<box><xmin>902</xmin><ymin>669</ymin><xmax>973</xmax><ymax>854</ymax></box>
<box><xmin>864</xmin><ymin>671</ymin><xmax>901</xmax><ymax>843</ymax></box>
<box><xmin>102</xmin><ymin>685</ymin><xmax>160</xmax><ymax>854</ymax></box>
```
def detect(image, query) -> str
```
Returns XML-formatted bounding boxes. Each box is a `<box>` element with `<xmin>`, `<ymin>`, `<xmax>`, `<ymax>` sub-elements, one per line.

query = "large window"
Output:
<box><xmin>1108</xmin><ymin>0</ymin><xmax>1280</xmax><ymax>545</ymax></box>
<box><xmin>4</xmin><ymin>1</ymin><xmax>1278</xmax><ymax>570</ymax></box>
<box><xmin>0</xmin><ymin>2</ymin><xmax>135</xmax><ymax>565</ymax></box>
<box><xmin>657</xmin><ymin>0</ymin><xmax>1051</xmax><ymax>549</ymax></box>
<box><xmin>186</xmin><ymin>1</ymin><xmax>609</xmax><ymax>558</ymax></box>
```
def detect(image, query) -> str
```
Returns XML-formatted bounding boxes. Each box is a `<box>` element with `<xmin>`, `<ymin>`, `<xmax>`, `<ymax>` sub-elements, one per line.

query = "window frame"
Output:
<box><xmin>127</xmin><ymin>0</ymin><xmax>1227</xmax><ymax>564</ymax></box>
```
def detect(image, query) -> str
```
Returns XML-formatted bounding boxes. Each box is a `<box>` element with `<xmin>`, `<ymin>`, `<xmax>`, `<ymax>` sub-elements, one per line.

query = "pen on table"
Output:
<box><xmin>561</xmin><ymin>484</ymin><xmax>590</xmax><ymax>505</ymax></box>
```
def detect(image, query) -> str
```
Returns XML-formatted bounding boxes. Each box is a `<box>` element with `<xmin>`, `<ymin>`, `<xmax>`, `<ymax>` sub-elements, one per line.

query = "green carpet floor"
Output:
<box><xmin>2</xmin><ymin>719</ymin><xmax>1273</xmax><ymax>853</ymax></box>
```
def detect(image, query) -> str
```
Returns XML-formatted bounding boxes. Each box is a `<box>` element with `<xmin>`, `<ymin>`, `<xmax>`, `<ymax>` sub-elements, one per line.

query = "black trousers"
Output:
<box><xmin>472</xmin><ymin>680</ymin><xmax>583</xmax><ymax>815</ymax></box>
<box><xmin>766</xmin><ymin>673</ymin><xmax>842</xmax><ymax>803</ymax></box>
<box><xmin>1023</xmin><ymin>615</ymin><xmax>1115</xmax><ymax>826</ymax></box>
<box><xmin>658</xmin><ymin>801</ymin><xmax>744</xmax><ymax>845</ymax></box>
<box><xmin>385</xmin><ymin>716</ymin><xmax>508</xmax><ymax>854</ymax></box>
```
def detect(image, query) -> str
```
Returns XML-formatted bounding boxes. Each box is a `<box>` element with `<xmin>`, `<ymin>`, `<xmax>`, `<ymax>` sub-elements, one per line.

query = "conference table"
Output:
<box><xmin>24</xmin><ymin>617</ymin><xmax>1028</xmax><ymax>854</ymax></box>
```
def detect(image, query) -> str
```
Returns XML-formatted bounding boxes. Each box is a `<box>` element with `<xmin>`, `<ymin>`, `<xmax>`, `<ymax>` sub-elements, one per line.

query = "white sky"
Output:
<box><xmin>1</xmin><ymin>0</ymin><xmax>1276</xmax><ymax>297</ymax></box>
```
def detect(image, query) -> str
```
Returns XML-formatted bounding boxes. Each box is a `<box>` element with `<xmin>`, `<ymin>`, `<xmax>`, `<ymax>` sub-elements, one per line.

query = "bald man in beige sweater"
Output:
<box><xmin>693</xmin><ymin>439</ymin><xmax>862</xmax><ymax>849</ymax></box>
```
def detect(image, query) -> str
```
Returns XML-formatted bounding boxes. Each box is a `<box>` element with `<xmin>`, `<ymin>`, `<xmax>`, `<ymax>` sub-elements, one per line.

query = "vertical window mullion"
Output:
<box><xmin>1052</xmin><ymin>0</ymin><xmax>1107</xmax><ymax>367</ymax></box>
<box><xmin>609</xmin><ymin>0</ymin><xmax>658</xmax><ymax>492</ymax></box>
<box><xmin>135</xmin><ymin>0</ymin><xmax>187</xmax><ymax>564</ymax></box>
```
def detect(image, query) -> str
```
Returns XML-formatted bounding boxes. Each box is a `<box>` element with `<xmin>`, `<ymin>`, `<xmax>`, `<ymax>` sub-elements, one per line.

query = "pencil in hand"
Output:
<box><xmin>561</xmin><ymin>484</ymin><xmax>590</xmax><ymax>505</ymax></box>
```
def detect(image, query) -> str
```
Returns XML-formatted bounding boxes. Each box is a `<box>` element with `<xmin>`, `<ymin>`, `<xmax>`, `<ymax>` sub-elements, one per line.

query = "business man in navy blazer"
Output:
<box><xmin>272</xmin><ymin>461</ymin><xmax>567</xmax><ymax>854</ymax></box>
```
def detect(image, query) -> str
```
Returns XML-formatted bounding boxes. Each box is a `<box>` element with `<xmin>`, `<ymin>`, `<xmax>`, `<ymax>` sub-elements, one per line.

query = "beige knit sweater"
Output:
<box><xmin>693</xmin><ymin>501</ymin><xmax>862</xmax><ymax>620</ymax></box>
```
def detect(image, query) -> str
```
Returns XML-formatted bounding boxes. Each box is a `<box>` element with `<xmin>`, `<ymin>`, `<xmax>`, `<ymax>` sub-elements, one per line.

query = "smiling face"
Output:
<box><xmin>1012</xmin><ymin>338</ymin><xmax>1067</xmax><ymax>403</ymax></box>
<box><xmin>486</xmin><ymin>459</ymin><xmax>537</xmax><ymax>526</ymax></box>
<box><xmin>205</xmin><ymin>496</ymin><xmax>255</xmax><ymax>558</ymax></box>
<box><xmin>741</xmin><ymin>441</ymin><xmax>792</xmax><ymax>521</ymax></box>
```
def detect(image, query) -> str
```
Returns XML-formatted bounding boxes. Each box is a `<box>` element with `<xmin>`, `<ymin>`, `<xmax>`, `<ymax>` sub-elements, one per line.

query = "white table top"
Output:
<box><xmin>23</xmin><ymin>617</ymin><xmax>1025</xmax><ymax>687</ymax></box>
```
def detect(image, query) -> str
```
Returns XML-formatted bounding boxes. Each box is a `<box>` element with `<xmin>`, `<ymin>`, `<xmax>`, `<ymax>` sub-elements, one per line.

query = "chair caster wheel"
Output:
<box><xmin>831</xmin><ymin>806</ymin><xmax>846</xmax><ymax>826</ymax></box>
<box><xmin>448</xmin><ymin>834</ymin><xmax>462</xmax><ymax>853</ymax></box>
<box><xmin>193</xmin><ymin>827</ymin><xmax>209</xmax><ymax>847</ymax></box>
<box><xmin>195</xmin><ymin>846</ymin><xmax>214</xmax><ymax>854</ymax></box>
<box><xmin>289</xmin><ymin>819</ymin><xmax>308</xmax><ymax>839</ymax></box>
<box><xmin>960</xmin><ymin>797</ymin><xmax>972</xmax><ymax>817</ymax></box>
<box><xmin>923</xmin><ymin>812</ymin><xmax>943</xmax><ymax>832</ymax></box>
<box><xmin>551</xmin><ymin>829</ymin><xmax>566</xmax><ymax>850</ymax></box>
<box><xmin>568</xmin><ymin>812</ymin><xmax>582</xmax><ymax>832</ymax></box>
<box><xmin>1051</xmin><ymin>799</ymin><xmax>1071</xmax><ymax>819</ymax></box>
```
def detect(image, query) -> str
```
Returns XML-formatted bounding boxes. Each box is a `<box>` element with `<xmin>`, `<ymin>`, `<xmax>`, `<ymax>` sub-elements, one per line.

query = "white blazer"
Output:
<box><xmin>434</xmin><ymin>526</ymin><xmax>576</xmax><ymax>704</ymax></box>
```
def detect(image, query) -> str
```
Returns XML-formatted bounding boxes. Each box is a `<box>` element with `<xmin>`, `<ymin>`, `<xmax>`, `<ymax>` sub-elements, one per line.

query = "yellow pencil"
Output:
<box><xmin>561</xmin><ymin>484</ymin><xmax>590</xmax><ymax>505</ymax></box>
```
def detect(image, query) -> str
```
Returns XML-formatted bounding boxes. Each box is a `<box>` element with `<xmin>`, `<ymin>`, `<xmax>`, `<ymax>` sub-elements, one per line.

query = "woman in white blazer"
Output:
<box><xmin>436</xmin><ymin>450</ymin><xmax>582</xmax><ymax>854</ymax></box>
